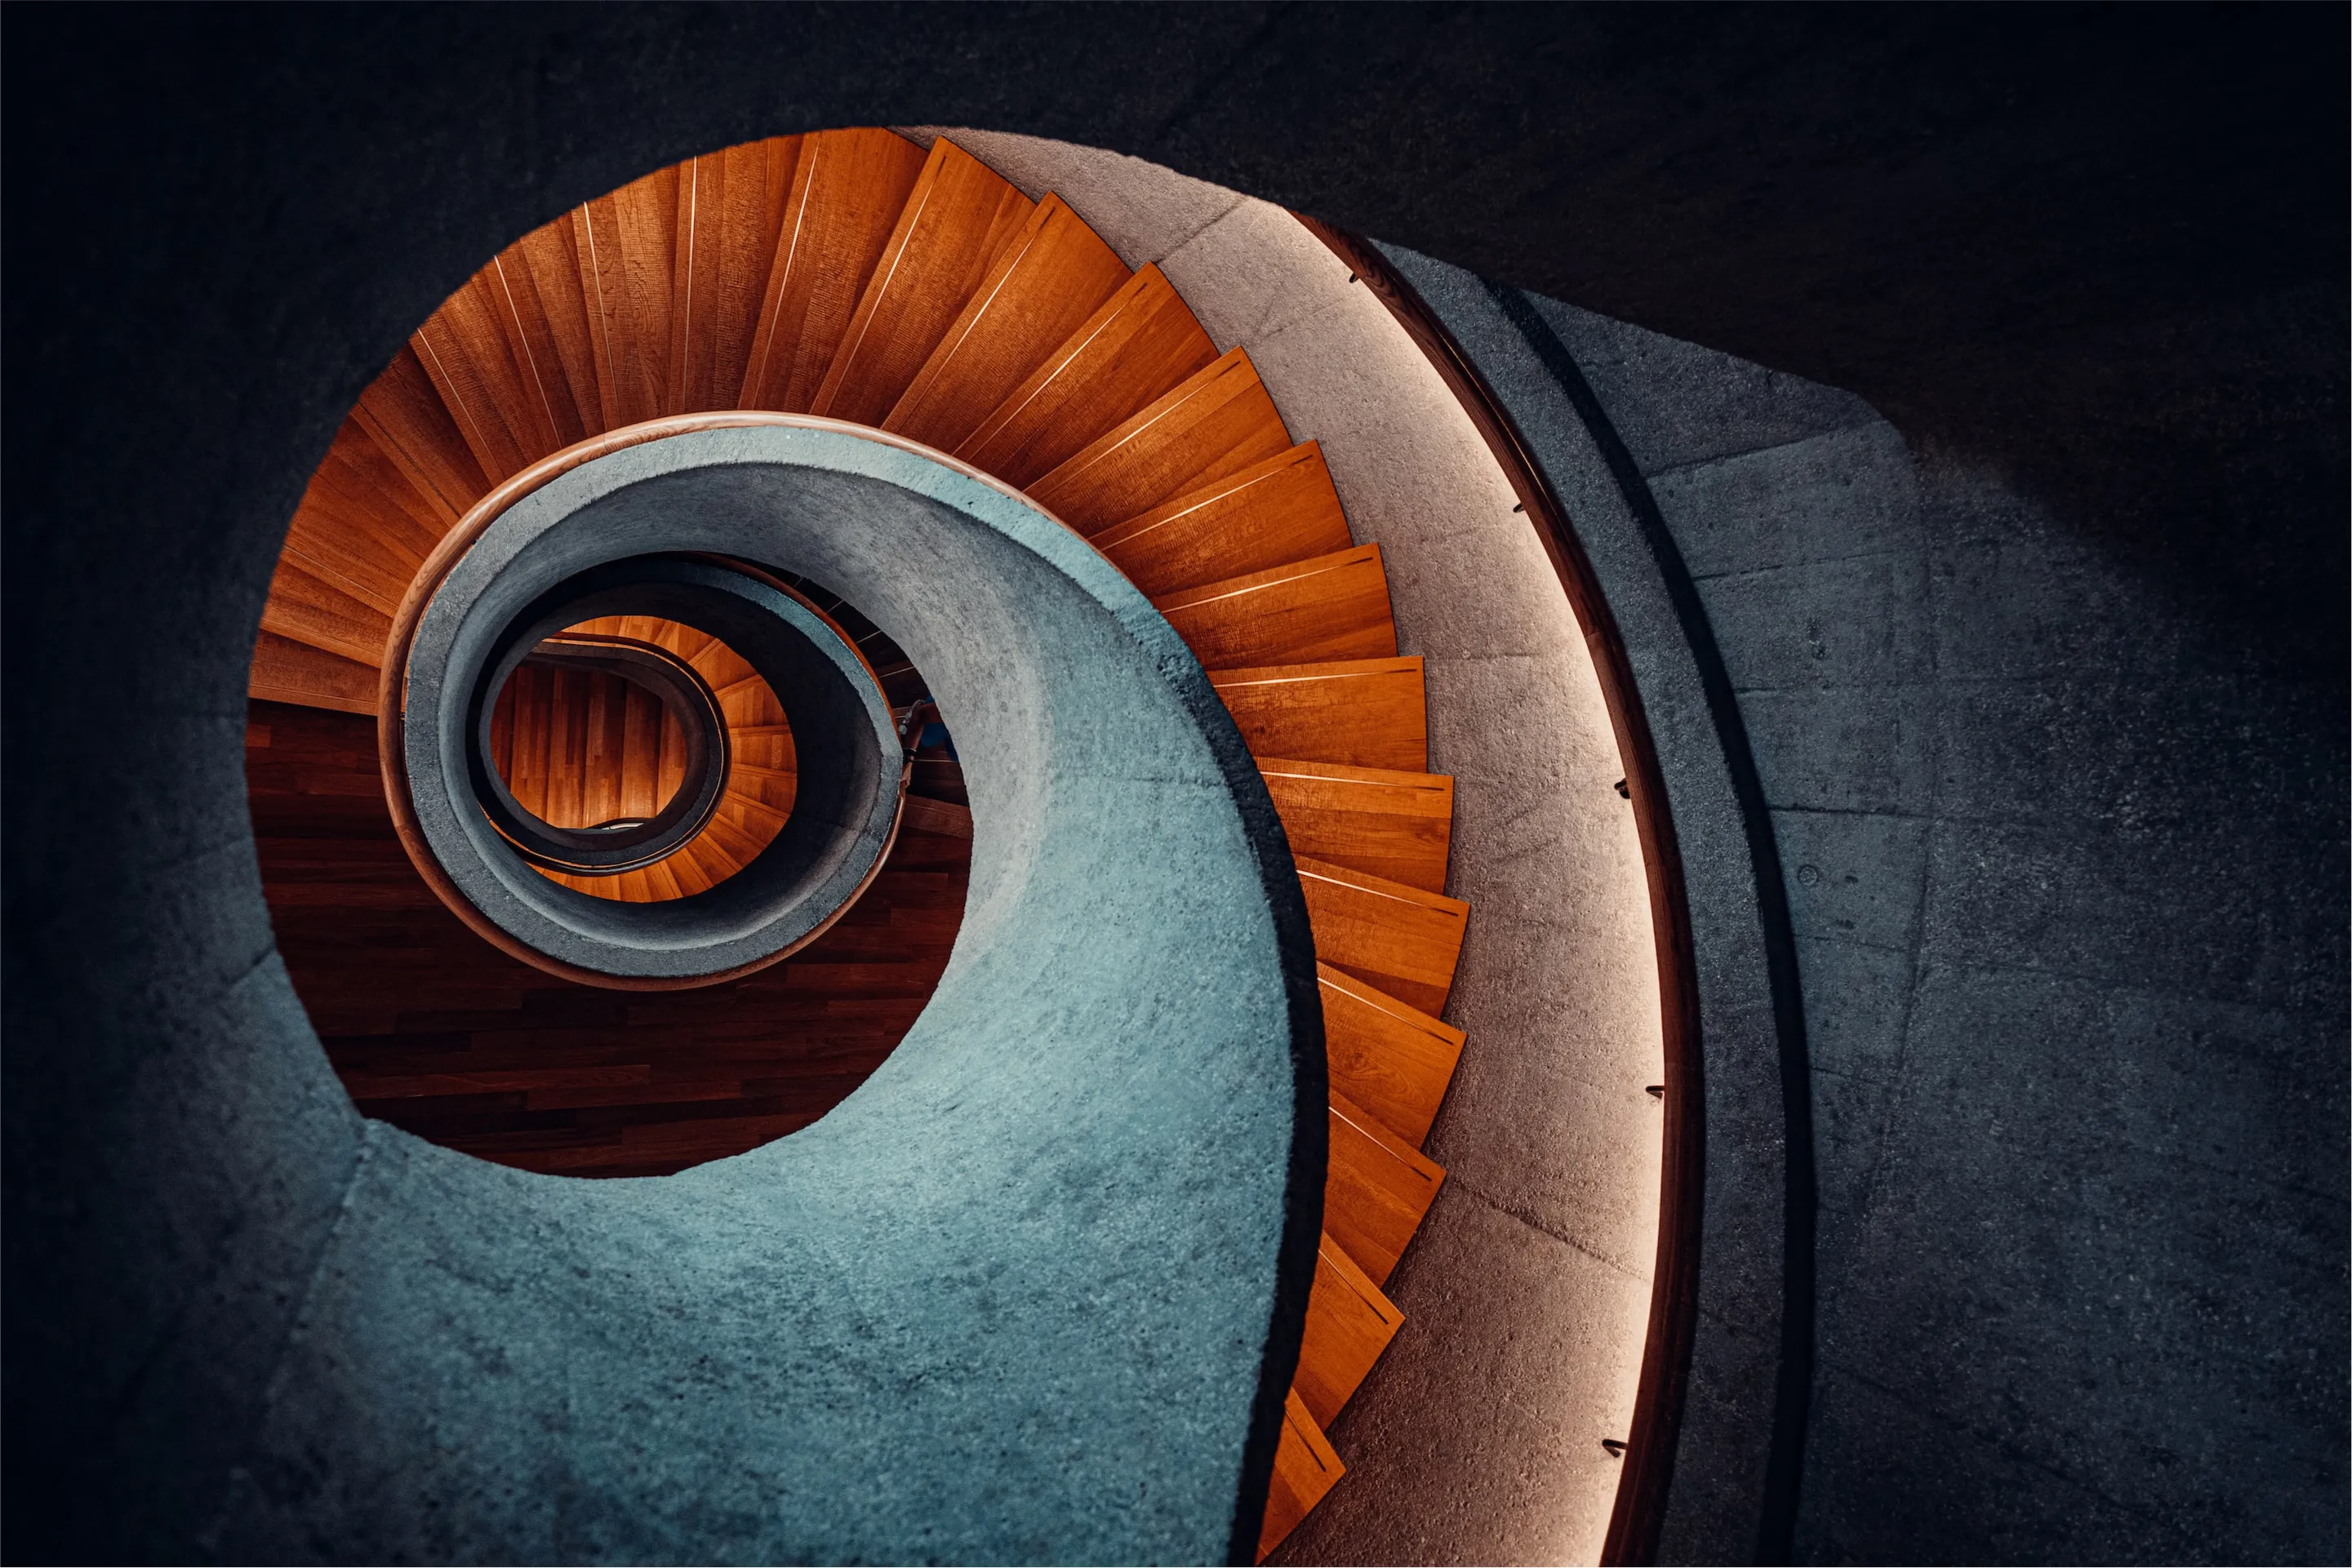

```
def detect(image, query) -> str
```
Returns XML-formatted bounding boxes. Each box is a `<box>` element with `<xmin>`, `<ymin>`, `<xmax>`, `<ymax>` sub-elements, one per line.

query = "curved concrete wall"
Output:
<box><xmin>1403</xmin><ymin>258</ymin><xmax>2349</xmax><ymax>1566</ymax></box>
<box><xmin>905</xmin><ymin>130</ymin><xmax>1670</xmax><ymax>1563</ymax></box>
<box><xmin>7</xmin><ymin>15</ymin><xmax>2337</xmax><ymax>1566</ymax></box>
<box><xmin>17</xmin><ymin>425</ymin><xmax>1327</xmax><ymax>1563</ymax></box>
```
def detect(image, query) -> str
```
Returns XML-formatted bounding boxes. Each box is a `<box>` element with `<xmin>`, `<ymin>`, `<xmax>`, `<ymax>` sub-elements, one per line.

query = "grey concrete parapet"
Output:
<box><xmin>1381</xmin><ymin>246</ymin><xmax>1811</xmax><ymax>1566</ymax></box>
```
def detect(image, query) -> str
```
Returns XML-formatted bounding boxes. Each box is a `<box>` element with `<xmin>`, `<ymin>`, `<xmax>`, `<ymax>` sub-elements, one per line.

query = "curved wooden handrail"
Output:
<box><xmin>1294</xmin><ymin>216</ymin><xmax>1705</xmax><ymax>1568</ymax></box>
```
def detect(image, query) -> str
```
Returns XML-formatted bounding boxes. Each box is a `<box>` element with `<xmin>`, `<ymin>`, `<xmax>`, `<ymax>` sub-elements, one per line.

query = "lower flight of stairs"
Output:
<box><xmin>245</xmin><ymin>127</ymin><xmax>1478</xmax><ymax>1556</ymax></box>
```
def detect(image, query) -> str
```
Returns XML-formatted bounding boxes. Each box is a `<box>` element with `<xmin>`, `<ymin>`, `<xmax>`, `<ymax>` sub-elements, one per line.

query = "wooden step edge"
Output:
<box><xmin>1253</xmin><ymin>756</ymin><xmax>1455</xmax><ymax>795</ymax></box>
<box><xmin>1207</xmin><ymin>652</ymin><xmax>1425</xmax><ymax>686</ymax></box>
<box><xmin>1089</xmin><ymin>440</ymin><xmax>1336</xmax><ymax>559</ymax></box>
<box><xmin>881</xmin><ymin>191</ymin><xmax>1132</xmax><ymax>442</ymax></box>
<box><xmin>1317</xmin><ymin>961</ymin><xmax>1466</xmax><ymax>1152</ymax></box>
<box><xmin>249</xmin><ymin>631</ymin><xmax>381</xmax><ymax>717</ymax></box>
<box><xmin>1257</xmin><ymin>1388</ymin><xmax>1345</xmax><ymax>1564</ymax></box>
<box><xmin>1148</xmin><ymin>542</ymin><xmax>1384</xmax><ymax>617</ymax></box>
<box><xmin>1027</xmin><ymin>344</ymin><xmax>1263</xmax><ymax>528</ymax></box>
<box><xmin>276</xmin><ymin>536</ymin><xmax>411</xmax><ymax>620</ymax></box>
<box><xmin>954</xmin><ymin>261</ymin><xmax>1180</xmax><ymax>462</ymax></box>
<box><xmin>1296</xmin><ymin>851</ymin><xmax>1469</xmax><ymax>1017</ymax></box>
<box><xmin>1292</xmin><ymin>851</ymin><xmax>1470</xmax><ymax>922</ymax></box>
<box><xmin>900</xmin><ymin>794</ymin><xmax>974</xmax><ymax>840</ymax></box>
<box><xmin>1331</xmin><ymin>1086</ymin><xmax>1448</xmax><ymax>1193</ymax></box>
<box><xmin>1326</xmin><ymin>1085</ymin><xmax>1448</xmax><ymax>1290</ymax></box>
<box><xmin>716</xmin><ymin>788</ymin><xmax>792</xmax><ymax>828</ymax></box>
<box><xmin>1295</xmin><ymin>1230</ymin><xmax>1405</xmax><ymax>1429</ymax></box>
<box><xmin>807</xmin><ymin>134</ymin><xmax>1035</xmax><ymax>423</ymax></box>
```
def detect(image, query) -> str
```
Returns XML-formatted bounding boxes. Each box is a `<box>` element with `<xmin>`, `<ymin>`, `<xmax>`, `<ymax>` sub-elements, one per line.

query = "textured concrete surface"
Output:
<box><xmin>17</xmin><ymin>420</ymin><xmax>1325</xmax><ymax>1562</ymax></box>
<box><xmin>408</xmin><ymin>544</ymin><xmax>900</xmax><ymax>979</ymax></box>
<box><xmin>918</xmin><ymin>131</ymin><xmax>1669</xmax><ymax>1565</ymax></box>
<box><xmin>1518</xmin><ymin>299</ymin><xmax>2350</xmax><ymax>1564</ymax></box>
<box><xmin>1395</xmin><ymin>251</ymin><xmax>1799</xmax><ymax>1566</ymax></box>
<box><xmin>7</xmin><ymin>11</ymin><xmax>2340</xmax><ymax>1564</ymax></box>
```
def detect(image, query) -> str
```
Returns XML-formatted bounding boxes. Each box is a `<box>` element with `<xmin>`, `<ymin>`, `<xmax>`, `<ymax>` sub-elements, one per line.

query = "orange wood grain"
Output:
<box><xmin>1256</xmin><ymin>757</ymin><xmax>1452</xmax><ymax>893</ymax></box>
<box><xmin>1326</xmin><ymin>1087</ymin><xmax>1447</xmax><ymax>1288</ymax></box>
<box><xmin>575</xmin><ymin>163</ymin><xmax>680</xmax><ymax>429</ymax></box>
<box><xmin>248</xmin><ymin>629</ymin><xmax>380</xmax><ymax>716</ymax></box>
<box><xmin>1207</xmin><ymin>655</ymin><xmax>1428</xmax><ymax>773</ymax></box>
<box><xmin>883</xmin><ymin>193</ymin><xmax>1132</xmax><ymax>452</ymax></box>
<box><xmin>1257</xmin><ymin>1389</ymin><xmax>1345</xmax><ymax>1563</ymax></box>
<box><xmin>1295</xmin><ymin>1231</ymin><xmax>1405</xmax><ymax>1428</ymax></box>
<box><xmin>286</xmin><ymin>419</ymin><xmax>451</xmax><ymax>606</ymax></box>
<box><xmin>1154</xmin><ymin>544</ymin><xmax>1396</xmax><ymax>669</ymax></box>
<box><xmin>956</xmin><ymin>264</ymin><xmax>1219</xmax><ymax>487</ymax></box>
<box><xmin>1025</xmin><ymin>347</ymin><xmax>1293</xmax><ymax>534</ymax></box>
<box><xmin>502</xmin><ymin>213</ymin><xmax>606</xmax><ymax>445</ymax></box>
<box><xmin>260</xmin><ymin>557</ymin><xmax>391</xmax><ymax>669</ymax></box>
<box><xmin>738</xmin><ymin>127</ymin><xmax>930</xmax><ymax>414</ymax></box>
<box><xmin>1089</xmin><ymin>441</ymin><xmax>1352</xmax><ymax>598</ymax></box>
<box><xmin>810</xmin><ymin>136</ymin><xmax>1034</xmax><ymax>427</ymax></box>
<box><xmin>413</xmin><ymin>268</ymin><xmax>562</xmax><ymax>482</ymax></box>
<box><xmin>1318</xmin><ymin>962</ymin><xmax>1465</xmax><ymax>1150</ymax></box>
<box><xmin>670</xmin><ymin>137</ymin><xmax>805</xmax><ymax>415</ymax></box>
<box><xmin>1293</xmin><ymin>853</ymin><xmax>1469</xmax><ymax>1018</ymax></box>
<box><xmin>349</xmin><ymin>343</ymin><xmax>493</xmax><ymax>521</ymax></box>
<box><xmin>505</xmin><ymin>618</ymin><xmax>798</xmax><ymax>904</ymax></box>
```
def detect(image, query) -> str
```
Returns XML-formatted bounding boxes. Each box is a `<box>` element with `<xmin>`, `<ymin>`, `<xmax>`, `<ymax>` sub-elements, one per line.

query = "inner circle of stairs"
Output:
<box><xmin>251</xmin><ymin>127</ymin><xmax>1480</xmax><ymax>1557</ymax></box>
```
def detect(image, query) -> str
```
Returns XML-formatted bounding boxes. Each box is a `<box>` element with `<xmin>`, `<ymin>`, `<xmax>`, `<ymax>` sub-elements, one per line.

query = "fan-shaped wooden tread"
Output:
<box><xmin>247</xmin><ymin>127</ymin><xmax>1480</xmax><ymax>1557</ymax></box>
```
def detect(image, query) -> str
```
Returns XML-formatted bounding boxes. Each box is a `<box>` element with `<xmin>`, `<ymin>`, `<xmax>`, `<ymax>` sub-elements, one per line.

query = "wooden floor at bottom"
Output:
<box><xmin>247</xmin><ymin>700</ymin><xmax>970</xmax><ymax>1178</ymax></box>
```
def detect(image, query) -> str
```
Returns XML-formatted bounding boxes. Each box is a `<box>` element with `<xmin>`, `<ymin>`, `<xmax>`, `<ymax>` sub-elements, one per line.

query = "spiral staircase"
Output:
<box><xmin>247</xmin><ymin>129</ymin><xmax>1476</xmax><ymax>1559</ymax></box>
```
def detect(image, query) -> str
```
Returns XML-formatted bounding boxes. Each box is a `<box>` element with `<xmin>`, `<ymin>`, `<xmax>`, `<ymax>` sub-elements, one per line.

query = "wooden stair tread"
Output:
<box><xmin>1326</xmin><ymin>1086</ymin><xmax>1447</xmax><ymax>1289</ymax></box>
<box><xmin>1154</xmin><ymin>543</ymin><xmax>1396</xmax><ymax>669</ymax></box>
<box><xmin>1318</xmin><ymin>962</ymin><xmax>1465</xmax><ymax>1150</ymax></box>
<box><xmin>1257</xmin><ymin>1388</ymin><xmax>1345</xmax><ymax>1563</ymax></box>
<box><xmin>575</xmin><ymin>162</ymin><xmax>683</xmax><ymax>429</ymax></box>
<box><xmin>1296</xmin><ymin>1231</ymin><xmax>1404</xmax><ymax>1428</ymax></box>
<box><xmin>958</xmin><ymin>264</ymin><xmax>1219</xmax><ymax>487</ymax></box>
<box><xmin>261</xmin><ymin>557</ymin><xmax>391</xmax><ymax>669</ymax></box>
<box><xmin>810</xmin><ymin>136</ymin><xmax>1034</xmax><ymax>428</ymax></box>
<box><xmin>670</xmin><ymin>139</ymin><xmax>806</xmax><ymax>415</ymax></box>
<box><xmin>1294</xmin><ymin>853</ymin><xmax>1469</xmax><ymax>1019</ymax></box>
<box><xmin>248</xmin><ymin>631</ymin><xmax>380</xmax><ymax>716</ymax></box>
<box><xmin>1090</xmin><ymin>441</ymin><xmax>1352</xmax><ymax>598</ymax></box>
<box><xmin>1256</xmin><ymin>756</ymin><xmax>1452</xmax><ymax>894</ymax></box>
<box><xmin>413</xmin><ymin>266</ymin><xmax>565</xmax><ymax>484</ymax></box>
<box><xmin>739</xmin><ymin>127</ymin><xmax>930</xmax><ymax>415</ymax></box>
<box><xmin>501</xmin><ymin>211</ymin><xmax>607</xmax><ymax>449</ymax></box>
<box><xmin>1026</xmin><ymin>346</ymin><xmax>1292</xmax><ymax>534</ymax></box>
<box><xmin>350</xmin><ymin>344</ymin><xmax>492</xmax><ymax>521</ymax></box>
<box><xmin>883</xmin><ymin>193</ymin><xmax>1132</xmax><ymax>453</ymax></box>
<box><xmin>291</xmin><ymin>421</ymin><xmax>447</xmax><ymax>593</ymax></box>
<box><xmin>1207</xmin><ymin>655</ymin><xmax>1428</xmax><ymax>774</ymax></box>
<box><xmin>900</xmin><ymin>794</ymin><xmax>974</xmax><ymax>840</ymax></box>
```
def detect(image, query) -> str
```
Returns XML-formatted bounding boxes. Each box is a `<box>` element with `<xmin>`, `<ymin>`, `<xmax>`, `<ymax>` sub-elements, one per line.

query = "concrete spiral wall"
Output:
<box><xmin>6</xmin><ymin>11</ymin><xmax>2341</xmax><ymax>1566</ymax></box>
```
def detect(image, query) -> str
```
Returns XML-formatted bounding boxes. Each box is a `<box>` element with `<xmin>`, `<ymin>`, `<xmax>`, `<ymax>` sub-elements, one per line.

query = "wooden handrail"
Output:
<box><xmin>1294</xmin><ymin>216</ymin><xmax>1705</xmax><ymax>1568</ymax></box>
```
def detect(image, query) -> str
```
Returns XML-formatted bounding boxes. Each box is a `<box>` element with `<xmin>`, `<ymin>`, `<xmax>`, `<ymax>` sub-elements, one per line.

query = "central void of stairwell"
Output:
<box><xmin>211</xmin><ymin>421</ymin><xmax>1324</xmax><ymax>1564</ymax></box>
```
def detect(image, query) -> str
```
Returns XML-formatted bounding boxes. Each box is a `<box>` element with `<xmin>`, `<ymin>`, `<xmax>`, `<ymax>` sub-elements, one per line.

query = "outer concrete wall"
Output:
<box><xmin>6</xmin><ymin>12</ymin><xmax>2337</xmax><ymax>1566</ymax></box>
<box><xmin>1413</xmin><ymin>261</ymin><xmax>2349</xmax><ymax>1565</ymax></box>
<box><xmin>1536</xmin><ymin>299</ymin><xmax>2348</xmax><ymax>1567</ymax></box>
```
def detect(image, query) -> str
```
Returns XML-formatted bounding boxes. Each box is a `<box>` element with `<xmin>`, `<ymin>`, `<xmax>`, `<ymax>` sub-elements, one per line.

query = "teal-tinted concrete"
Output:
<box><xmin>207</xmin><ymin>429</ymin><xmax>1327</xmax><ymax>1563</ymax></box>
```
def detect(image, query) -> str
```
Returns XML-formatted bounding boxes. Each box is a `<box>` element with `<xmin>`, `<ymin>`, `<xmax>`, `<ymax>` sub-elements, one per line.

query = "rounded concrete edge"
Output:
<box><xmin>1378</xmin><ymin>242</ymin><xmax>1810</xmax><ymax>1566</ymax></box>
